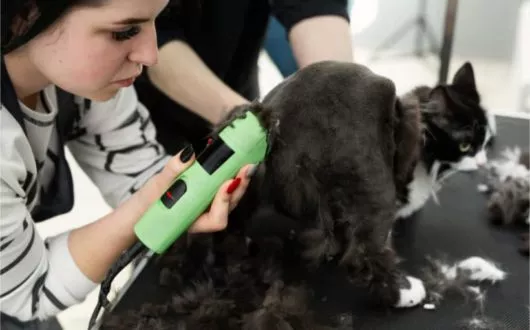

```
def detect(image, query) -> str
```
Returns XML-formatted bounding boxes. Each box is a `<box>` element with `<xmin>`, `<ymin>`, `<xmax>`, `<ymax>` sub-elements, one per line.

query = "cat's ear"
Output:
<box><xmin>452</xmin><ymin>62</ymin><xmax>476</xmax><ymax>91</ymax></box>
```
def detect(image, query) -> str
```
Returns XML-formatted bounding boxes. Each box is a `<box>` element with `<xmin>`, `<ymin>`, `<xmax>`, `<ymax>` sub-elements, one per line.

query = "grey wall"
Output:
<box><xmin>354</xmin><ymin>0</ymin><xmax>522</xmax><ymax>60</ymax></box>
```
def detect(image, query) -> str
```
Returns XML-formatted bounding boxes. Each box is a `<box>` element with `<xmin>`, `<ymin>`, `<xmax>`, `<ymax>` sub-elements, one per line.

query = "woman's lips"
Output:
<box><xmin>114</xmin><ymin>77</ymin><xmax>136</xmax><ymax>87</ymax></box>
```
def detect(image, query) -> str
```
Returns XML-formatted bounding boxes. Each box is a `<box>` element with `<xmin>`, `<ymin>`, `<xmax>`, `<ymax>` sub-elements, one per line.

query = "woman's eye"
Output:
<box><xmin>112</xmin><ymin>26</ymin><xmax>140</xmax><ymax>41</ymax></box>
<box><xmin>459</xmin><ymin>142</ymin><xmax>472</xmax><ymax>153</ymax></box>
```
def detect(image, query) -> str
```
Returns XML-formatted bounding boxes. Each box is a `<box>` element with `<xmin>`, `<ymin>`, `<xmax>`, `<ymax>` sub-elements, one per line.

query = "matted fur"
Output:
<box><xmin>101</xmin><ymin>232</ymin><xmax>331</xmax><ymax>329</ymax></box>
<box><xmin>483</xmin><ymin>147</ymin><xmax>530</xmax><ymax>255</ymax></box>
<box><xmin>487</xmin><ymin>178</ymin><xmax>529</xmax><ymax>227</ymax></box>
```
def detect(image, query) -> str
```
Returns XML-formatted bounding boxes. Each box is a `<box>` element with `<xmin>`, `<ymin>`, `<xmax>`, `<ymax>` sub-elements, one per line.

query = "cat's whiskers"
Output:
<box><xmin>422</xmin><ymin>125</ymin><xmax>437</xmax><ymax>142</ymax></box>
<box><xmin>429</xmin><ymin>162</ymin><xmax>458</xmax><ymax>204</ymax></box>
<box><xmin>429</xmin><ymin>162</ymin><xmax>442</xmax><ymax>204</ymax></box>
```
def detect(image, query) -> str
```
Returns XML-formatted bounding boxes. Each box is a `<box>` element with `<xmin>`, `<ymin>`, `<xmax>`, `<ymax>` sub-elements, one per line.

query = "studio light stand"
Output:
<box><xmin>370</xmin><ymin>0</ymin><xmax>439</xmax><ymax>61</ymax></box>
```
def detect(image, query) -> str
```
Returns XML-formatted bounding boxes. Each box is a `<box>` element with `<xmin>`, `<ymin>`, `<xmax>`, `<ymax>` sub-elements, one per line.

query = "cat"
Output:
<box><xmin>395</xmin><ymin>62</ymin><xmax>495</xmax><ymax>219</ymax></box>
<box><xmin>100</xmin><ymin>61</ymin><xmax>492</xmax><ymax>329</ymax></box>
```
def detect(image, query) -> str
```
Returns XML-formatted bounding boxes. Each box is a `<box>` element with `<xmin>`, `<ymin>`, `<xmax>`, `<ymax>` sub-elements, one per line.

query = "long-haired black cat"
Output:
<box><xmin>396</xmin><ymin>62</ymin><xmax>493</xmax><ymax>219</ymax></box>
<box><xmin>100</xmin><ymin>61</ymin><xmax>492</xmax><ymax>329</ymax></box>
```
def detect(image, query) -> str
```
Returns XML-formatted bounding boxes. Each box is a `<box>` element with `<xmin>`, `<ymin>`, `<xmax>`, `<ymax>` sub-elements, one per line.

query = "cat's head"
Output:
<box><xmin>422</xmin><ymin>62</ymin><xmax>493</xmax><ymax>170</ymax></box>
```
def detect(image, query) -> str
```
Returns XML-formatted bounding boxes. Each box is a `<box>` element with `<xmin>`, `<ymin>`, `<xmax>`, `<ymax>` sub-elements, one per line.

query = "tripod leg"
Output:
<box><xmin>415</xmin><ymin>0</ymin><xmax>441</xmax><ymax>58</ymax></box>
<box><xmin>416</xmin><ymin>17</ymin><xmax>426</xmax><ymax>57</ymax></box>
<box><xmin>416</xmin><ymin>0</ymin><xmax>428</xmax><ymax>57</ymax></box>
<box><xmin>370</xmin><ymin>20</ymin><xmax>417</xmax><ymax>60</ymax></box>
<box><xmin>424</xmin><ymin>22</ymin><xmax>440</xmax><ymax>54</ymax></box>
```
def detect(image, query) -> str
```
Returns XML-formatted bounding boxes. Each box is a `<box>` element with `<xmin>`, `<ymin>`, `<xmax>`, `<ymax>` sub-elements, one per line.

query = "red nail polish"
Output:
<box><xmin>226</xmin><ymin>177</ymin><xmax>241</xmax><ymax>194</ymax></box>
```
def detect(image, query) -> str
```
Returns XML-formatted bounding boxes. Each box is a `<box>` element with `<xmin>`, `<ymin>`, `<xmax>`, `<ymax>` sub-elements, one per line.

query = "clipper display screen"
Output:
<box><xmin>196</xmin><ymin>137</ymin><xmax>235</xmax><ymax>175</ymax></box>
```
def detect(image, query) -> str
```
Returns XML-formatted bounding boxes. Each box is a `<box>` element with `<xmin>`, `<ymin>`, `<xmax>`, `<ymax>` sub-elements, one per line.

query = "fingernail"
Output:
<box><xmin>226</xmin><ymin>177</ymin><xmax>241</xmax><ymax>194</ymax></box>
<box><xmin>246</xmin><ymin>164</ymin><xmax>258</xmax><ymax>178</ymax></box>
<box><xmin>179</xmin><ymin>144</ymin><xmax>194</xmax><ymax>162</ymax></box>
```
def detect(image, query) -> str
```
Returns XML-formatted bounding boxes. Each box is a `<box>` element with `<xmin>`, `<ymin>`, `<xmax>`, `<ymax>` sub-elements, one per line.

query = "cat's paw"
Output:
<box><xmin>394</xmin><ymin>276</ymin><xmax>426</xmax><ymax>308</ymax></box>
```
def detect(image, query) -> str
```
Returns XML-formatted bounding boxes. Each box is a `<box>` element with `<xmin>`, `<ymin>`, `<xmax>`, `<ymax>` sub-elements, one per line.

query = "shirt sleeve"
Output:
<box><xmin>270</xmin><ymin>0</ymin><xmax>350</xmax><ymax>32</ymax></box>
<box><xmin>155</xmin><ymin>1</ymin><xmax>188</xmax><ymax>48</ymax></box>
<box><xmin>0</xmin><ymin>110</ymin><xmax>97</xmax><ymax>321</ymax></box>
<box><xmin>66</xmin><ymin>86</ymin><xmax>170</xmax><ymax>208</ymax></box>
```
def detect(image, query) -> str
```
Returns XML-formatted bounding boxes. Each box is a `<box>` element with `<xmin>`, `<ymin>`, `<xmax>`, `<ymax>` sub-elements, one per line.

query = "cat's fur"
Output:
<box><xmin>101</xmin><ymin>61</ymin><xmax>491</xmax><ymax>329</ymax></box>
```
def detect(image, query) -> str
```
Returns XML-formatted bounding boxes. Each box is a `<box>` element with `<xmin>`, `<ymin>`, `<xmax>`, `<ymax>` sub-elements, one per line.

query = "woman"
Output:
<box><xmin>0</xmin><ymin>0</ymin><xmax>254</xmax><ymax>327</ymax></box>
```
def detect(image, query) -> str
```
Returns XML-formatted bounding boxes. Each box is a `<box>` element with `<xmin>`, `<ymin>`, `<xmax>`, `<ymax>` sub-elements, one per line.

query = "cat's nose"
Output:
<box><xmin>476</xmin><ymin>159</ymin><xmax>487</xmax><ymax>168</ymax></box>
<box><xmin>475</xmin><ymin>151</ymin><xmax>488</xmax><ymax>167</ymax></box>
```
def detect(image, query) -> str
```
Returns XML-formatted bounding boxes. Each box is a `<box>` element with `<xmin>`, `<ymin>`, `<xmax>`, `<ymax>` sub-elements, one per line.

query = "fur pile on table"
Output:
<box><xmin>483</xmin><ymin>147</ymin><xmax>530</xmax><ymax>256</ymax></box>
<box><xmin>100</xmin><ymin>231</ymin><xmax>353</xmax><ymax>330</ymax></box>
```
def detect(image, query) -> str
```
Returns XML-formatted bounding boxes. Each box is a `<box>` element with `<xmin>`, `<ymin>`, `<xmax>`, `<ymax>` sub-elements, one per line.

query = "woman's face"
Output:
<box><xmin>26</xmin><ymin>0</ymin><xmax>168</xmax><ymax>101</ymax></box>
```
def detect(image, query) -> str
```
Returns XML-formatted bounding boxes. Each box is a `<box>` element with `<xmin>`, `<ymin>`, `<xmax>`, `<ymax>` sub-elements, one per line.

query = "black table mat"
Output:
<box><xmin>109</xmin><ymin>115</ymin><xmax>529</xmax><ymax>329</ymax></box>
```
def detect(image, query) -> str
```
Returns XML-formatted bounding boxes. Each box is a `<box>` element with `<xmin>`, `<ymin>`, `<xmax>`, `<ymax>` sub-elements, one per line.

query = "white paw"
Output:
<box><xmin>395</xmin><ymin>276</ymin><xmax>426</xmax><ymax>308</ymax></box>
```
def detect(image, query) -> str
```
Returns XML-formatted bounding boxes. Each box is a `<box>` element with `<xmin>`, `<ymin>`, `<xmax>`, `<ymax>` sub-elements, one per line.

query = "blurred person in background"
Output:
<box><xmin>135</xmin><ymin>0</ymin><xmax>354</xmax><ymax>155</ymax></box>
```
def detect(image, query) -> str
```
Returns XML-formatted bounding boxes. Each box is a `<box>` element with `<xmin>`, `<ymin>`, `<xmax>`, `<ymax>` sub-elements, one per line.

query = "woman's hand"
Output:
<box><xmin>138</xmin><ymin>144</ymin><xmax>256</xmax><ymax>233</ymax></box>
<box><xmin>66</xmin><ymin>144</ymin><xmax>255</xmax><ymax>284</ymax></box>
<box><xmin>187</xmin><ymin>163</ymin><xmax>252</xmax><ymax>233</ymax></box>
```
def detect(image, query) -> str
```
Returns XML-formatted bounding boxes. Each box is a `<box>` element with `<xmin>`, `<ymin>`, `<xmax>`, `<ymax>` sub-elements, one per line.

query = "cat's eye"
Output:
<box><xmin>459</xmin><ymin>142</ymin><xmax>472</xmax><ymax>153</ymax></box>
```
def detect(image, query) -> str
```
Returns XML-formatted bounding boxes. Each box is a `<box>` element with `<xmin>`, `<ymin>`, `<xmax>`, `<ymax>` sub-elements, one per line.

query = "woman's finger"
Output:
<box><xmin>187</xmin><ymin>179</ymin><xmax>233</xmax><ymax>233</ymax></box>
<box><xmin>187</xmin><ymin>164</ymin><xmax>258</xmax><ymax>233</ymax></box>
<box><xmin>136</xmin><ymin>144</ymin><xmax>195</xmax><ymax>209</ymax></box>
<box><xmin>156</xmin><ymin>144</ymin><xmax>195</xmax><ymax>188</ymax></box>
<box><xmin>227</xmin><ymin>164</ymin><xmax>255</xmax><ymax>211</ymax></box>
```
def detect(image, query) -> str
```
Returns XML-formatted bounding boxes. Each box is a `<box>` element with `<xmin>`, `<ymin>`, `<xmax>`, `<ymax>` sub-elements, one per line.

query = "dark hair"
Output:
<box><xmin>1</xmin><ymin>0</ymin><xmax>104</xmax><ymax>54</ymax></box>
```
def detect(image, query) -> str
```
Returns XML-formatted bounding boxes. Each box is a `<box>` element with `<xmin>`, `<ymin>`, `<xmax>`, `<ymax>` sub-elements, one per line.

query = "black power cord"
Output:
<box><xmin>88</xmin><ymin>241</ymin><xmax>148</xmax><ymax>330</ymax></box>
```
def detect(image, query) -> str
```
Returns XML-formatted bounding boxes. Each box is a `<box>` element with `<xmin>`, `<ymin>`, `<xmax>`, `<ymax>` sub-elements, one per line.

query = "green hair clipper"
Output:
<box><xmin>134</xmin><ymin>110</ymin><xmax>268</xmax><ymax>254</ymax></box>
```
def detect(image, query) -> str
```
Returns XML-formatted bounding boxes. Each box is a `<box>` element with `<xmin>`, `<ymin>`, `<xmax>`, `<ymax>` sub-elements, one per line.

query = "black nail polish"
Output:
<box><xmin>180</xmin><ymin>144</ymin><xmax>194</xmax><ymax>162</ymax></box>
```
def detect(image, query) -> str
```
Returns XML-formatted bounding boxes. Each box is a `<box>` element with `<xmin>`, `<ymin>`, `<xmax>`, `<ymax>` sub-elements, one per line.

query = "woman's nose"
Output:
<box><xmin>129</xmin><ymin>25</ymin><xmax>158</xmax><ymax>67</ymax></box>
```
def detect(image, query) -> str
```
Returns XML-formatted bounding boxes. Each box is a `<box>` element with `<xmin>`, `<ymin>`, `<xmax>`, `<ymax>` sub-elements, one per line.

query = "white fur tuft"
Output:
<box><xmin>456</xmin><ymin>257</ymin><xmax>507</xmax><ymax>283</ymax></box>
<box><xmin>396</xmin><ymin>163</ymin><xmax>433</xmax><ymax>219</ymax></box>
<box><xmin>436</xmin><ymin>256</ymin><xmax>507</xmax><ymax>283</ymax></box>
<box><xmin>477</xmin><ymin>184</ymin><xmax>489</xmax><ymax>193</ymax></box>
<box><xmin>487</xmin><ymin>147</ymin><xmax>530</xmax><ymax>183</ymax></box>
<box><xmin>396</xmin><ymin>161</ymin><xmax>456</xmax><ymax>219</ymax></box>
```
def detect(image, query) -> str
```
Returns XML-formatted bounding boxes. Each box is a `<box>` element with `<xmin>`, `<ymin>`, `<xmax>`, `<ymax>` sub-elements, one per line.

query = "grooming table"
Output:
<box><xmin>107</xmin><ymin>114</ymin><xmax>529</xmax><ymax>329</ymax></box>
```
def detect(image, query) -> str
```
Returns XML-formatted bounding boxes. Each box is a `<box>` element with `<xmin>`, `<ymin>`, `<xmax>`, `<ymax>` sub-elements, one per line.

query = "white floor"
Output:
<box><xmin>34</xmin><ymin>44</ymin><xmax>527</xmax><ymax>329</ymax></box>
